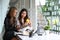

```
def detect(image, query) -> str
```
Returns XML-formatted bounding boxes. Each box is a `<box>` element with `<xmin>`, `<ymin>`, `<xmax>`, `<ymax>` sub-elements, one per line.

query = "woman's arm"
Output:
<box><xmin>4</xmin><ymin>18</ymin><xmax>15</xmax><ymax>31</ymax></box>
<box><xmin>16</xmin><ymin>20</ymin><xmax>21</xmax><ymax>30</ymax></box>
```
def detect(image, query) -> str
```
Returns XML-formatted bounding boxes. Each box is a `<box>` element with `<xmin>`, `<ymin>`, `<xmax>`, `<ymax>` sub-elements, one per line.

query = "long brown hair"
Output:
<box><xmin>4</xmin><ymin>7</ymin><xmax>17</xmax><ymax>24</ymax></box>
<box><xmin>6</xmin><ymin>7</ymin><xmax>17</xmax><ymax>18</ymax></box>
<box><xmin>18</xmin><ymin>8</ymin><xmax>29</xmax><ymax>25</ymax></box>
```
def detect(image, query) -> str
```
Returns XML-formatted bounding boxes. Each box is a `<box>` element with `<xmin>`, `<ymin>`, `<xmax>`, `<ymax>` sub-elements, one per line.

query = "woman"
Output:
<box><xmin>17</xmin><ymin>8</ymin><xmax>32</xmax><ymax>33</ymax></box>
<box><xmin>3</xmin><ymin>7</ymin><xmax>21</xmax><ymax>40</ymax></box>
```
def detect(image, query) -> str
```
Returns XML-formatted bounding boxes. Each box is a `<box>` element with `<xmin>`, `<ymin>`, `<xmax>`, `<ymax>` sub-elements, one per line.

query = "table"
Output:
<box><xmin>17</xmin><ymin>33</ymin><xmax>60</xmax><ymax>40</ymax></box>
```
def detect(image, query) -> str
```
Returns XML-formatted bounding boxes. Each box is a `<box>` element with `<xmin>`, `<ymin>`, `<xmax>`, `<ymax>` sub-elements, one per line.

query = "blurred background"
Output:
<box><xmin>0</xmin><ymin>0</ymin><xmax>60</xmax><ymax>40</ymax></box>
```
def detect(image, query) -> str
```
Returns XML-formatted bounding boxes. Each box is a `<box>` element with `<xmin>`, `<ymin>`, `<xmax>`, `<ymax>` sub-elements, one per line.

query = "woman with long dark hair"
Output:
<box><xmin>3</xmin><ymin>7</ymin><xmax>21</xmax><ymax>40</ymax></box>
<box><xmin>17</xmin><ymin>8</ymin><xmax>32</xmax><ymax>33</ymax></box>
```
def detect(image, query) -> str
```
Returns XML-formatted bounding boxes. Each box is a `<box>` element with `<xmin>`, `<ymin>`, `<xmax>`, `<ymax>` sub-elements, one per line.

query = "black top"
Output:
<box><xmin>4</xmin><ymin>18</ymin><xmax>17</xmax><ymax>32</ymax></box>
<box><xmin>3</xmin><ymin>18</ymin><xmax>17</xmax><ymax>40</ymax></box>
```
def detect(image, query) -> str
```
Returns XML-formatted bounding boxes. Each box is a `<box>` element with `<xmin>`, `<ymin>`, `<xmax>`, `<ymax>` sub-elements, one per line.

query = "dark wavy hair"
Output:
<box><xmin>18</xmin><ymin>8</ymin><xmax>29</xmax><ymax>25</ymax></box>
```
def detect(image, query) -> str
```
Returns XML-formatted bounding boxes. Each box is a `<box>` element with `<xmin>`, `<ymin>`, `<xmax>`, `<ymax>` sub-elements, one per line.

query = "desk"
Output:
<box><xmin>16</xmin><ymin>33</ymin><xmax>60</xmax><ymax>40</ymax></box>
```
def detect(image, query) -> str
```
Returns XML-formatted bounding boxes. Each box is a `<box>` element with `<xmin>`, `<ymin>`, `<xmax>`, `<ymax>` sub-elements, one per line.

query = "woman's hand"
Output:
<box><xmin>25</xmin><ymin>19</ymin><xmax>31</xmax><ymax>27</ymax></box>
<box><xmin>28</xmin><ymin>22</ymin><xmax>31</xmax><ymax>27</ymax></box>
<box><xmin>16</xmin><ymin>25</ymin><xmax>20</xmax><ymax>30</ymax></box>
<box><xmin>22</xmin><ymin>19</ymin><xmax>32</xmax><ymax>28</ymax></box>
<box><xmin>26</xmin><ymin>19</ymin><xmax>31</xmax><ymax>27</ymax></box>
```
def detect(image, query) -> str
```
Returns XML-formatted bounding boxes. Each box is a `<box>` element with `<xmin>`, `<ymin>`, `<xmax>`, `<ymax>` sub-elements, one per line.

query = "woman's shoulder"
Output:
<box><xmin>16</xmin><ymin>19</ymin><xmax>20</xmax><ymax>26</ymax></box>
<box><xmin>4</xmin><ymin>18</ymin><xmax>9</xmax><ymax>23</ymax></box>
<box><xmin>5</xmin><ymin>17</ymin><xmax>9</xmax><ymax>20</ymax></box>
<box><xmin>16</xmin><ymin>18</ymin><xmax>19</xmax><ymax>21</ymax></box>
<box><xmin>16</xmin><ymin>18</ymin><xmax>20</xmax><ymax>23</ymax></box>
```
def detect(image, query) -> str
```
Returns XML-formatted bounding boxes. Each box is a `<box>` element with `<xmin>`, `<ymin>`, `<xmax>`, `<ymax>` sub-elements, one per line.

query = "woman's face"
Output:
<box><xmin>10</xmin><ymin>9</ymin><xmax>17</xmax><ymax>17</ymax></box>
<box><xmin>12</xmin><ymin>9</ymin><xmax>17</xmax><ymax>17</ymax></box>
<box><xmin>21</xmin><ymin>11</ymin><xmax>26</xmax><ymax>18</ymax></box>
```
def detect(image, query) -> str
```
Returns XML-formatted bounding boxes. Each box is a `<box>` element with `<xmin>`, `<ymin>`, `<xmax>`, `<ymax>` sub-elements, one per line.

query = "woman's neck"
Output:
<box><xmin>21</xmin><ymin>17</ymin><xmax>24</xmax><ymax>19</ymax></box>
<box><xmin>22</xmin><ymin>16</ymin><xmax>25</xmax><ymax>19</ymax></box>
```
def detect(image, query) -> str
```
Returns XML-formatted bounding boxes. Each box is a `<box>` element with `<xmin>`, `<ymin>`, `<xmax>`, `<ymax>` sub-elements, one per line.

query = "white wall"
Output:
<box><xmin>29</xmin><ymin>0</ymin><xmax>37</xmax><ymax>33</ymax></box>
<box><xmin>0</xmin><ymin>0</ymin><xmax>2</xmax><ymax>34</ymax></box>
<box><xmin>0</xmin><ymin>0</ymin><xmax>10</xmax><ymax>40</ymax></box>
<box><xmin>0</xmin><ymin>0</ymin><xmax>10</xmax><ymax>34</ymax></box>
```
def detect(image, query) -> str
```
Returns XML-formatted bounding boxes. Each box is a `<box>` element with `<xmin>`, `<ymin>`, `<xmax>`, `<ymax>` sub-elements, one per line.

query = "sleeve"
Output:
<box><xmin>4</xmin><ymin>18</ymin><xmax>15</xmax><ymax>31</ymax></box>
<box><xmin>16</xmin><ymin>19</ymin><xmax>20</xmax><ymax>26</ymax></box>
